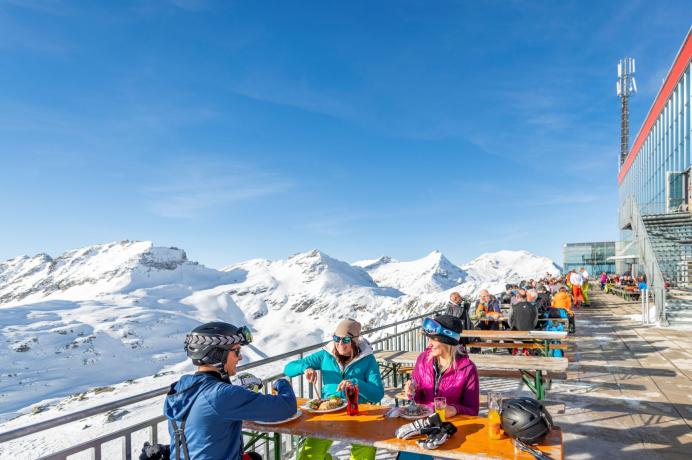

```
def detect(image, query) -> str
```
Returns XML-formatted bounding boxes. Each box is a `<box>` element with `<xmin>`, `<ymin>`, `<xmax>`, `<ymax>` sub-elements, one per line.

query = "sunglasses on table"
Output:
<box><xmin>333</xmin><ymin>335</ymin><xmax>353</xmax><ymax>344</ymax></box>
<box><xmin>421</xmin><ymin>317</ymin><xmax>461</xmax><ymax>342</ymax></box>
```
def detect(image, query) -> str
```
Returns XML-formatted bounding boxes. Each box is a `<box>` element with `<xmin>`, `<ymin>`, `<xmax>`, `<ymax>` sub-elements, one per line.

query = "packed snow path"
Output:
<box><xmin>553</xmin><ymin>290</ymin><xmax>692</xmax><ymax>459</ymax></box>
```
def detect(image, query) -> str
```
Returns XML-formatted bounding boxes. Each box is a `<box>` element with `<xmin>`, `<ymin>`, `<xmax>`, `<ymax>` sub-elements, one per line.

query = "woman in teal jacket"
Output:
<box><xmin>284</xmin><ymin>318</ymin><xmax>384</xmax><ymax>460</ymax></box>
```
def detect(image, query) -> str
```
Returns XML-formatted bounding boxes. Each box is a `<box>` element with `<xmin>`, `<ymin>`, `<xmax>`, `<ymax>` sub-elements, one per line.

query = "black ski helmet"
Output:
<box><xmin>184</xmin><ymin>322</ymin><xmax>252</xmax><ymax>371</ymax></box>
<box><xmin>501</xmin><ymin>397</ymin><xmax>553</xmax><ymax>444</ymax></box>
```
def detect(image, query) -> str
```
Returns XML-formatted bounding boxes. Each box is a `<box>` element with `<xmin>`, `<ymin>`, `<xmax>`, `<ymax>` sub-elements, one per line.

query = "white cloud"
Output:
<box><xmin>141</xmin><ymin>159</ymin><xmax>292</xmax><ymax>218</ymax></box>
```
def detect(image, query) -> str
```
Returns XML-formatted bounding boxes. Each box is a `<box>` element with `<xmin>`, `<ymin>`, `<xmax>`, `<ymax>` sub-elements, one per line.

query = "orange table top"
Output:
<box><xmin>243</xmin><ymin>400</ymin><xmax>563</xmax><ymax>460</ymax></box>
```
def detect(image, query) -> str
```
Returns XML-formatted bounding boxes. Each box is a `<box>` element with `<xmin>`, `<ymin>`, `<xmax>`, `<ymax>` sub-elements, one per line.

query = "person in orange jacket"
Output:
<box><xmin>549</xmin><ymin>285</ymin><xmax>575</xmax><ymax>333</ymax></box>
<box><xmin>551</xmin><ymin>286</ymin><xmax>573</xmax><ymax>310</ymax></box>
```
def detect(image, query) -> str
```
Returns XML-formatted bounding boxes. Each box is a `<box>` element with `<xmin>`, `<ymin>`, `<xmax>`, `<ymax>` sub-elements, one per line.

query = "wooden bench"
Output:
<box><xmin>461</xmin><ymin>329</ymin><xmax>569</xmax><ymax>357</ymax></box>
<box><xmin>608</xmin><ymin>286</ymin><xmax>641</xmax><ymax>300</ymax></box>
<box><xmin>376</xmin><ymin>350</ymin><xmax>568</xmax><ymax>400</ymax></box>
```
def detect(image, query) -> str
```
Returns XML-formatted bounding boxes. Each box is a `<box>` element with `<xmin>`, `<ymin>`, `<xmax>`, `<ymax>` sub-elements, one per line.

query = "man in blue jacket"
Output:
<box><xmin>164</xmin><ymin>322</ymin><xmax>297</xmax><ymax>460</ymax></box>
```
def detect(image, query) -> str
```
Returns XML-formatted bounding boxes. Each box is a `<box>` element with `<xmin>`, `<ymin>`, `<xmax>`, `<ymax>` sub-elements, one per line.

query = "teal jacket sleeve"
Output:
<box><xmin>283</xmin><ymin>349</ymin><xmax>326</xmax><ymax>377</ymax></box>
<box><xmin>210</xmin><ymin>379</ymin><xmax>297</xmax><ymax>422</ymax></box>
<box><xmin>349</xmin><ymin>355</ymin><xmax>384</xmax><ymax>403</ymax></box>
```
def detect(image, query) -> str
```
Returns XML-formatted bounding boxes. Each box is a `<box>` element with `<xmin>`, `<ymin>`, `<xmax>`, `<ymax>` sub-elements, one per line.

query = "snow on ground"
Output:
<box><xmin>0</xmin><ymin>240</ymin><xmax>559</xmax><ymax>455</ymax></box>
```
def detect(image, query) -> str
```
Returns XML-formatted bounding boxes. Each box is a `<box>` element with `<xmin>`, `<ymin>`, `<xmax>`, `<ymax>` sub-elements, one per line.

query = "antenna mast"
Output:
<box><xmin>617</xmin><ymin>57</ymin><xmax>637</xmax><ymax>167</ymax></box>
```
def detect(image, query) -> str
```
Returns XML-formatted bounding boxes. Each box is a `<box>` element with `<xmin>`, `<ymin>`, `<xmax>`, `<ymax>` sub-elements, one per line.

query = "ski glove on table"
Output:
<box><xmin>416</xmin><ymin>422</ymin><xmax>458</xmax><ymax>450</ymax></box>
<box><xmin>395</xmin><ymin>413</ymin><xmax>442</xmax><ymax>439</ymax></box>
<box><xmin>395</xmin><ymin>413</ymin><xmax>458</xmax><ymax>450</ymax></box>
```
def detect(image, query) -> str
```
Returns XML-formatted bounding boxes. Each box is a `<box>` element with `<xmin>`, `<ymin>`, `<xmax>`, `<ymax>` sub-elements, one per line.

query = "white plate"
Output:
<box><xmin>399</xmin><ymin>404</ymin><xmax>433</xmax><ymax>420</ymax></box>
<box><xmin>253</xmin><ymin>409</ymin><xmax>302</xmax><ymax>425</ymax></box>
<box><xmin>300</xmin><ymin>399</ymin><xmax>348</xmax><ymax>413</ymax></box>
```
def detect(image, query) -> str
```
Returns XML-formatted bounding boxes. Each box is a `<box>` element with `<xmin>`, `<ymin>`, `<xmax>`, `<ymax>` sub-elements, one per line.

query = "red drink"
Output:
<box><xmin>346</xmin><ymin>383</ymin><xmax>359</xmax><ymax>415</ymax></box>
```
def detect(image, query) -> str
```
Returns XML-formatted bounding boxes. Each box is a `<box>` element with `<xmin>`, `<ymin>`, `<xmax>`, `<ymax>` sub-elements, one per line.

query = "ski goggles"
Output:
<box><xmin>233</xmin><ymin>326</ymin><xmax>253</xmax><ymax>346</ymax></box>
<box><xmin>421</xmin><ymin>317</ymin><xmax>461</xmax><ymax>342</ymax></box>
<box><xmin>333</xmin><ymin>335</ymin><xmax>353</xmax><ymax>344</ymax></box>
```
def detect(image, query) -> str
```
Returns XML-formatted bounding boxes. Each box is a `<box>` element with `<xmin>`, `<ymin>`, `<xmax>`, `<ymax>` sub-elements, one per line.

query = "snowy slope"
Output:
<box><xmin>0</xmin><ymin>242</ymin><xmax>559</xmax><ymax>449</ymax></box>
<box><xmin>0</xmin><ymin>241</ymin><xmax>246</xmax><ymax>421</ymax></box>
<box><xmin>354</xmin><ymin>250</ymin><xmax>467</xmax><ymax>296</ymax></box>
<box><xmin>221</xmin><ymin>249</ymin><xmax>405</xmax><ymax>356</ymax></box>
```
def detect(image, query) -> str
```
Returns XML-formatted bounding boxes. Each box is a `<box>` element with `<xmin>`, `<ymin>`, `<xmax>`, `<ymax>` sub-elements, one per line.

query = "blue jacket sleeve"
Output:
<box><xmin>209</xmin><ymin>379</ymin><xmax>297</xmax><ymax>422</ymax></box>
<box><xmin>349</xmin><ymin>355</ymin><xmax>384</xmax><ymax>403</ymax></box>
<box><xmin>283</xmin><ymin>350</ymin><xmax>325</xmax><ymax>377</ymax></box>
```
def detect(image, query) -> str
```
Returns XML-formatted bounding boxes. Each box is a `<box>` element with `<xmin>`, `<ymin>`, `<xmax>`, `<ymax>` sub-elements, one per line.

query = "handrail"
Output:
<box><xmin>0</xmin><ymin>307</ymin><xmax>444</xmax><ymax>444</ymax></box>
<box><xmin>622</xmin><ymin>196</ymin><xmax>667</xmax><ymax>322</ymax></box>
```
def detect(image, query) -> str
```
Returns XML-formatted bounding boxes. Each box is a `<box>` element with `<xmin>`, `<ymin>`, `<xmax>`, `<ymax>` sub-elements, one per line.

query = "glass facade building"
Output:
<box><xmin>618</xmin><ymin>29</ymin><xmax>692</xmax><ymax>217</ymax></box>
<box><xmin>617</xmin><ymin>29</ymin><xmax>692</xmax><ymax>278</ymax></box>
<box><xmin>563</xmin><ymin>242</ymin><xmax>616</xmax><ymax>275</ymax></box>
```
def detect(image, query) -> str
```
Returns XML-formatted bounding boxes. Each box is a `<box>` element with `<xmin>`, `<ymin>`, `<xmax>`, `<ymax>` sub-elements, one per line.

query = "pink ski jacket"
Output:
<box><xmin>411</xmin><ymin>347</ymin><xmax>480</xmax><ymax>416</ymax></box>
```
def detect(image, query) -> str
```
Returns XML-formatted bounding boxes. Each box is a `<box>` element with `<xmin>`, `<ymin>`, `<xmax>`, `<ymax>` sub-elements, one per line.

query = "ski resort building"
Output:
<box><xmin>617</xmin><ymin>27</ymin><xmax>692</xmax><ymax>325</ymax></box>
<box><xmin>563</xmin><ymin>241</ymin><xmax>616</xmax><ymax>275</ymax></box>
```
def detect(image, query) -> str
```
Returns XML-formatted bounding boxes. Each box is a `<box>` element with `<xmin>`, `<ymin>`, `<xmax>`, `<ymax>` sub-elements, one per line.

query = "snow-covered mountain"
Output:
<box><xmin>461</xmin><ymin>250</ymin><xmax>562</xmax><ymax>295</ymax></box>
<box><xmin>353</xmin><ymin>250</ymin><xmax>467</xmax><ymax>296</ymax></box>
<box><xmin>0</xmin><ymin>241</ymin><xmax>559</xmax><ymax>431</ymax></box>
<box><xmin>0</xmin><ymin>240</ymin><xmax>229</xmax><ymax>305</ymax></box>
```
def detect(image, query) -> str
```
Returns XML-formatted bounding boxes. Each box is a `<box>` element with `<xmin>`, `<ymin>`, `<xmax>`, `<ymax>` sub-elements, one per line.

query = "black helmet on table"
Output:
<box><xmin>501</xmin><ymin>397</ymin><xmax>553</xmax><ymax>444</ymax></box>
<box><xmin>184</xmin><ymin>322</ymin><xmax>252</xmax><ymax>376</ymax></box>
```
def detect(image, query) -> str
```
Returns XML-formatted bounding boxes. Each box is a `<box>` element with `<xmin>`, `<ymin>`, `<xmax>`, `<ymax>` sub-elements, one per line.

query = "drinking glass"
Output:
<box><xmin>408</xmin><ymin>377</ymin><xmax>417</xmax><ymax>403</ymax></box>
<box><xmin>434</xmin><ymin>396</ymin><xmax>447</xmax><ymax>422</ymax></box>
<box><xmin>487</xmin><ymin>392</ymin><xmax>504</xmax><ymax>440</ymax></box>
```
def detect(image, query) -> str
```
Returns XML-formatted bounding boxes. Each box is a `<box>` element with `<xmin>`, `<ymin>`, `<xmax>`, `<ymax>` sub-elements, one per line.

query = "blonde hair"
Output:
<box><xmin>426</xmin><ymin>342</ymin><xmax>459</xmax><ymax>372</ymax></box>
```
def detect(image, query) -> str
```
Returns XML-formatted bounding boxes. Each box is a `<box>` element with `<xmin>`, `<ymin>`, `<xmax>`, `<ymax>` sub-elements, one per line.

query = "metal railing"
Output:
<box><xmin>1</xmin><ymin>308</ymin><xmax>444</xmax><ymax>460</ymax></box>
<box><xmin>621</xmin><ymin>196</ymin><xmax>668</xmax><ymax>323</ymax></box>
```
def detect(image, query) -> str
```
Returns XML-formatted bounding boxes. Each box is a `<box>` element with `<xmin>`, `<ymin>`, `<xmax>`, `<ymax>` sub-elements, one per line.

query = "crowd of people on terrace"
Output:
<box><xmin>444</xmin><ymin>269</ymin><xmax>591</xmax><ymax>337</ymax></box>
<box><xmin>602</xmin><ymin>272</ymin><xmax>648</xmax><ymax>292</ymax></box>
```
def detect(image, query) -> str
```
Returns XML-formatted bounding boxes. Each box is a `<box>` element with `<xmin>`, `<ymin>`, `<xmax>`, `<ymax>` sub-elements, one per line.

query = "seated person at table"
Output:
<box><xmin>549</xmin><ymin>285</ymin><xmax>575</xmax><ymax>333</ymax></box>
<box><xmin>526</xmin><ymin>289</ymin><xmax>545</xmax><ymax>316</ymax></box>
<box><xmin>535</xmin><ymin>285</ymin><xmax>551</xmax><ymax>315</ymax></box>
<box><xmin>637</xmin><ymin>276</ymin><xmax>647</xmax><ymax>290</ymax></box>
<box><xmin>284</xmin><ymin>319</ymin><xmax>384</xmax><ymax>460</ymax></box>
<box><xmin>500</xmin><ymin>284</ymin><xmax>513</xmax><ymax>304</ymax></box>
<box><xmin>404</xmin><ymin>315</ymin><xmax>480</xmax><ymax>417</ymax></box>
<box><xmin>508</xmin><ymin>289</ymin><xmax>538</xmax><ymax>331</ymax></box>
<box><xmin>164</xmin><ymin>322</ymin><xmax>297</xmax><ymax>460</ymax></box>
<box><xmin>474</xmin><ymin>290</ymin><xmax>502</xmax><ymax>330</ymax></box>
<box><xmin>551</xmin><ymin>285</ymin><xmax>572</xmax><ymax>310</ymax></box>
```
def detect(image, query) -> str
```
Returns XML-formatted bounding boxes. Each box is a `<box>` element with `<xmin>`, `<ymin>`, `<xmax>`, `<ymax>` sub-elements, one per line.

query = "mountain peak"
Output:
<box><xmin>358</xmin><ymin>251</ymin><xmax>466</xmax><ymax>295</ymax></box>
<box><xmin>352</xmin><ymin>256</ymin><xmax>394</xmax><ymax>270</ymax></box>
<box><xmin>0</xmin><ymin>240</ymin><xmax>213</xmax><ymax>305</ymax></box>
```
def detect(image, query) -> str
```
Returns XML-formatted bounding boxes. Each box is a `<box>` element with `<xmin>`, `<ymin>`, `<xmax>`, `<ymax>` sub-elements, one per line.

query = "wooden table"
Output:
<box><xmin>243</xmin><ymin>400</ymin><xmax>563</xmax><ymax>460</ymax></box>
<box><xmin>375</xmin><ymin>350</ymin><xmax>568</xmax><ymax>400</ymax></box>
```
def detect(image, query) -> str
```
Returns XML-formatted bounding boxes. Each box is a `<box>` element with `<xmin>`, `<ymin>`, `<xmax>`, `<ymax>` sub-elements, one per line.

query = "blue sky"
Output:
<box><xmin>1</xmin><ymin>1</ymin><xmax>690</xmax><ymax>268</ymax></box>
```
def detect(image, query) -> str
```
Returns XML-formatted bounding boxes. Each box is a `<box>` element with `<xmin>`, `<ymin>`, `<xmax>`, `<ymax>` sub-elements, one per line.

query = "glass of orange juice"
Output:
<box><xmin>487</xmin><ymin>392</ymin><xmax>504</xmax><ymax>440</ymax></box>
<box><xmin>433</xmin><ymin>397</ymin><xmax>447</xmax><ymax>422</ymax></box>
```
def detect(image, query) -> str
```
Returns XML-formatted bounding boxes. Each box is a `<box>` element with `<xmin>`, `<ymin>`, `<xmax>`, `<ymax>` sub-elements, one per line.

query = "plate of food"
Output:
<box><xmin>301</xmin><ymin>397</ymin><xmax>347</xmax><ymax>413</ymax></box>
<box><xmin>253</xmin><ymin>409</ymin><xmax>302</xmax><ymax>425</ymax></box>
<box><xmin>399</xmin><ymin>404</ymin><xmax>433</xmax><ymax>419</ymax></box>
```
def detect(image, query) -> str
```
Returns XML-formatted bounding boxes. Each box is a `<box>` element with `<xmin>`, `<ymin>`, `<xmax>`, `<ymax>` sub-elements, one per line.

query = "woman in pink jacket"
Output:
<box><xmin>404</xmin><ymin>314</ymin><xmax>480</xmax><ymax>418</ymax></box>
